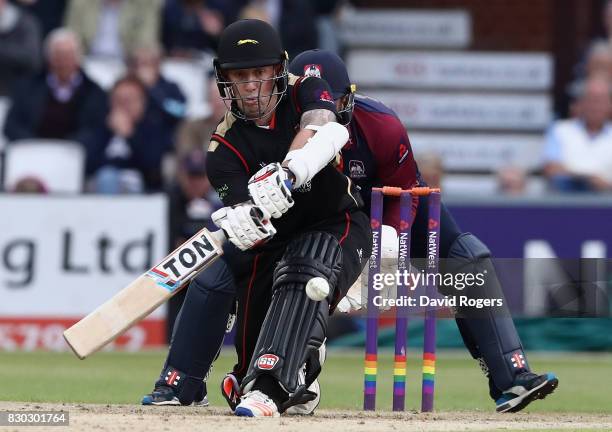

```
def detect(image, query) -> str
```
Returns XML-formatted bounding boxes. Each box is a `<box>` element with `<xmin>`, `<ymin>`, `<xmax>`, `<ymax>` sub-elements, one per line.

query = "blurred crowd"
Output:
<box><xmin>420</xmin><ymin>0</ymin><xmax>612</xmax><ymax>196</ymax></box>
<box><xmin>493</xmin><ymin>0</ymin><xmax>612</xmax><ymax>195</ymax></box>
<box><xmin>0</xmin><ymin>0</ymin><xmax>343</xmax><ymax>251</ymax></box>
<box><xmin>414</xmin><ymin>0</ymin><xmax>612</xmax><ymax>196</ymax></box>
<box><xmin>539</xmin><ymin>0</ymin><xmax>612</xmax><ymax>194</ymax></box>
<box><xmin>2</xmin><ymin>0</ymin><xmax>612</xmax><ymax>212</ymax></box>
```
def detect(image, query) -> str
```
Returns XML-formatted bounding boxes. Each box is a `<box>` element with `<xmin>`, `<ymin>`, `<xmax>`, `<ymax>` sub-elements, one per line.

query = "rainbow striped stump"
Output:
<box><xmin>364</xmin><ymin>352</ymin><xmax>378</xmax><ymax>410</ymax></box>
<box><xmin>421</xmin><ymin>191</ymin><xmax>440</xmax><ymax>413</ymax></box>
<box><xmin>421</xmin><ymin>352</ymin><xmax>436</xmax><ymax>411</ymax></box>
<box><xmin>364</xmin><ymin>187</ymin><xmax>440</xmax><ymax>413</ymax></box>
<box><xmin>392</xmin><ymin>191</ymin><xmax>411</xmax><ymax>412</ymax></box>
<box><xmin>392</xmin><ymin>354</ymin><xmax>407</xmax><ymax>411</ymax></box>
<box><xmin>364</xmin><ymin>189</ymin><xmax>383</xmax><ymax>411</ymax></box>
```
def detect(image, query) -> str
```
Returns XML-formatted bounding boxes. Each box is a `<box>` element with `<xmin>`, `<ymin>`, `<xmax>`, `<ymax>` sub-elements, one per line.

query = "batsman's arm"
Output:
<box><xmin>281</xmin><ymin>110</ymin><xmax>348</xmax><ymax>188</ymax></box>
<box><xmin>247</xmin><ymin>109</ymin><xmax>347</xmax><ymax>219</ymax></box>
<box><xmin>281</xmin><ymin>77</ymin><xmax>347</xmax><ymax>188</ymax></box>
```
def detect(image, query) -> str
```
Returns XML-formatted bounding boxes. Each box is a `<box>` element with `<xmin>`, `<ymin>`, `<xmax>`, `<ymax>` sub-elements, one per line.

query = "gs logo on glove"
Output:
<box><xmin>256</xmin><ymin>354</ymin><xmax>279</xmax><ymax>370</ymax></box>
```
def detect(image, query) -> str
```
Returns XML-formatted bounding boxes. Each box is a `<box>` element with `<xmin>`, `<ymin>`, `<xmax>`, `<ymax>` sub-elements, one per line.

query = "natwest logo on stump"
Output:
<box><xmin>256</xmin><ymin>354</ymin><xmax>279</xmax><ymax>370</ymax></box>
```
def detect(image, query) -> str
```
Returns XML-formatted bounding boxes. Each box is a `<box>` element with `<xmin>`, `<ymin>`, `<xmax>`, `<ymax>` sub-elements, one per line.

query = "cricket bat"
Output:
<box><xmin>63</xmin><ymin>227</ymin><xmax>226</xmax><ymax>359</ymax></box>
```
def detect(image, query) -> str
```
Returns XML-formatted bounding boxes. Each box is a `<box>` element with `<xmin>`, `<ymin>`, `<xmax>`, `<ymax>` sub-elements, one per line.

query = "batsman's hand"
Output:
<box><xmin>338</xmin><ymin>224</ymin><xmax>400</xmax><ymax>312</ymax></box>
<box><xmin>336</xmin><ymin>283</ymin><xmax>363</xmax><ymax>313</ymax></box>
<box><xmin>248</xmin><ymin>163</ymin><xmax>294</xmax><ymax>219</ymax></box>
<box><xmin>339</xmin><ymin>271</ymin><xmax>397</xmax><ymax>312</ymax></box>
<box><xmin>212</xmin><ymin>203</ymin><xmax>276</xmax><ymax>251</ymax></box>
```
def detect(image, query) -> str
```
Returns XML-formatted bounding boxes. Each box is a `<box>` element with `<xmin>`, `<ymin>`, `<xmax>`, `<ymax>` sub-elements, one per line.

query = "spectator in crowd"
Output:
<box><xmin>280</xmin><ymin>0</ymin><xmax>318</xmax><ymax>59</ymax></box>
<box><xmin>0</xmin><ymin>0</ymin><xmax>42</xmax><ymax>96</ymax></box>
<box><xmin>15</xmin><ymin>0</ymin><xmax>67</xmax><ymax>40</ymax></box>
<box><xmin>174</xmin><ymin>70</ymin><xmax>225</xmax><ymax>157</ymax></box>
<box><xmin>64</xmin><ymin>0</ymin><xmax>161</xmax><ymax>59</ymax></box>
<box><xmin>3</xmin><ymin>28</ymin><xmax>107</xmax><ymax>144</ymax></box>
<box><xmin>165</xmin><ymin>148</ymin><xmax>221</xmax><ymax>337</ymax></box>
<box><xmin>415</xmin><ymin>151</ymin><xmax>444</xmax><ymax>189</ymax></box>
<box><xmin>497</xmin><ymin>166</ymin><xmax>528</xmax><ymax>196</ymax></box>
<box><xmin>584</xmin><ymin>41</ymin><xmax>612</xmax><ymax>79</ymax></box>
<box><xmin>239</xmin><ymin>0</ymin><xmax>318</xmax><ymax>60</ymax></box>
<box><xmin>313</xmin><ymin>0</ymin><xmax>341</xmax><ymax>53</ymax></box>
<box><xmin>162</xmin><ymin>0</ymin><xmax>224</xmax><ymax>57</ymax></box>
<box><xmin>239</xmin><ymin>0</ymin><xmax>274</xmax><ymax>22</ymax></box>
<box><xmin>127</xmin><ymin>44</ymin><xmax>186</xmax><ymax>144</ymax></box>
<box><xmin>566</xmin><ymin>1</ymin><xmax>612</xmax><ymax>116</ymax></box>
<box><xmin>12</xmin><ymin>176</ymin><xmax>47</xmax><ymax>194</ymax></box>
<box><xmin>543</xmin><ymin>75</ymin><xmax>612</xmax><ymax>193</ymax></box>
<box><xmin>168</xmin><ymin>149</ymin><xmax>219</xmax><ymax>247</ymax></box>
<box><xmin>86</xmin><ymin>75</ymin><xmax>174</xmax><ymax>193</ymax></box>
<box><xmin>568</xmin><ymin>41</ymin><xmax>612</xmax><ymax>99</ymax></box>
<box><xmin>601</xmin><ymin>0</ymin><xmax>612</xmax><ymax>46</ymax></box>
<box><xmin>206</xmin><ymin>0</ymin><xmax>244</xmax><ymax>24</ymax></box>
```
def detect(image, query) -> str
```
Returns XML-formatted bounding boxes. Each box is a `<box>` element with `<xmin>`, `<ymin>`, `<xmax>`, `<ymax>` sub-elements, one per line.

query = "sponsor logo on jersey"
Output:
<box><xmin>303</xmin><ymin>64</ymin><xmax>322</xmax><ymax>78</ymax></box>
<box><xmin>257</xmin><ymin>354</ymin><xmax>279</xmax><ymax>370</ymax></box>
<box><xmin>216</xmin><ymin>183</ymin><xmax>229</xmax><ymax>201</ymax></box>
<box><xmin>318</xmin><ymin>90</ymin><xmax>334</xmax><ymax>103</ymax></box>
<box><xmin>398</xmin><ymin>138</ymin><xmax>410</xmax><ymax>164</ymax></box>
<box><xmin>349</xmin><ymin>160</ymin><xmax>366</xmax><ymax>178</ymax></box>
<box><xmin>295</xmin><ymin>180</ymin><xmax>312</xmax><ymax>193</ymax></box>
<box><xmin>237</xmin><ymin>39</ymin><xmax>259</xmax><ymax>45</ymax></box>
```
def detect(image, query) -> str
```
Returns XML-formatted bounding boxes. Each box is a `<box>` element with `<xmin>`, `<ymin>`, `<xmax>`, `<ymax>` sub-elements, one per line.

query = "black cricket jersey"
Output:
<box><xmin>206</xmin><ymin>73</ymin><xmax>364</xmax><ymax>245</ymax></box>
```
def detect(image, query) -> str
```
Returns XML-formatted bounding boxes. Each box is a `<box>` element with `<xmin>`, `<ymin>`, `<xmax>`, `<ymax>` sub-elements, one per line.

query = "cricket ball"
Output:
<box><xmin>305</xmin><ymin>277</ymin><xmax>330</xmax><ymax>301</ymax></box>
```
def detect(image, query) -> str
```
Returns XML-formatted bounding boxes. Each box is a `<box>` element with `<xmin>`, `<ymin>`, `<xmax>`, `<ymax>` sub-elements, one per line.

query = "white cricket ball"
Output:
<box><xmin>305</xmin><ymin>277</ymin><xmax>330</xmax><ymax>301</ymax></box>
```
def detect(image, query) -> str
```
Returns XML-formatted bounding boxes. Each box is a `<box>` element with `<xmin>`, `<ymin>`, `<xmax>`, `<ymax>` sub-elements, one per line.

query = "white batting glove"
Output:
<box><xmin>248</xmin><ymin>163</ymin><xmax>294</xmax><ymax>219</ymax></box>
<box><xmin>337</xmin><ymin>283</ymin><xmax>363</xmax><ymax>313</ymax></box>
<box><xmin>212</xmin><ymin>203</ymin><xmax>276</xmax><ymax>251</ymax></box>
<box><xmin>340</xmin><ymin>225</ymin><xmax>400</xmax><ymax>312</ymax></box>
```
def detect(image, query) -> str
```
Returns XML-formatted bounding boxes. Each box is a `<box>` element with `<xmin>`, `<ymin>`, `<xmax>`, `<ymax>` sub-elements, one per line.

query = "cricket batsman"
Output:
<box><xmin>142</xmin><ymin>36</ymin><xmax>558</xmax><ymax>416</ymax></box>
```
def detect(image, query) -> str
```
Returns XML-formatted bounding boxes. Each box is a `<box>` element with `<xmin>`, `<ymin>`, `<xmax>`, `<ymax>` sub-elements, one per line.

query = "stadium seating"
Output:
<box><xmin>82</xmin><ymin>57</ymin><xmax>126</xmax><ymax>90</ymax></box>
<box><xmin>161</xmin><ymin>57</ymin><xmax>212</xmax><ymax>118</ymax></box>
<box><xmin>3</xmin><ymin>139</ymin><xmax>85</xmax><ymax>193</ymax></box>
<box><xmin>83</xmin><ymin>56</ymin><xmax>213</xmax><ymax>119</ymax></box>
<box><xmin>339</xmin><ymin>10</ymin><xmax>552</xmax><ymax>195</ymax></box>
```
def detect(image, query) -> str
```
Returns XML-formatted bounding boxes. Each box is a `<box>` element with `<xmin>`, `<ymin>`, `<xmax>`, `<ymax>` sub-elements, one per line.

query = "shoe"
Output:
<box><xmin>141</xmin><ymin>385</ymin><xmax>209</xmax><ymax>406</ymax></box>
<box><xmin>285</xmin><ymin>378</ymin><xmax>320</xmax><ymax>415</ymax></box>
<box><xmin>286</xmin><ymin>342</ymin><xmax>325</xmax><ymax>415</ymax></box>
<box><xmin>496</xmin><ymin>372</ymin><xmax>558</xmax><ymax>413</ymax></box>
<box><xmin>221</xmin><ymin>373</ymin><xmax>241</xmax><ymax>412</ymax></box>
<box><xmin>234</xmin><ymin>390</ymin><xmax>280</xmax><ymax>417</ymax></box>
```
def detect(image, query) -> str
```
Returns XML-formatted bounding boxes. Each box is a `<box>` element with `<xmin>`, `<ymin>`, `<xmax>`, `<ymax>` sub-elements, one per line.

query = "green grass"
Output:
<box><xmin>0</xmin><ymin>349</ymin><xmax>610</xmax><ymax>413</ymax></box>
